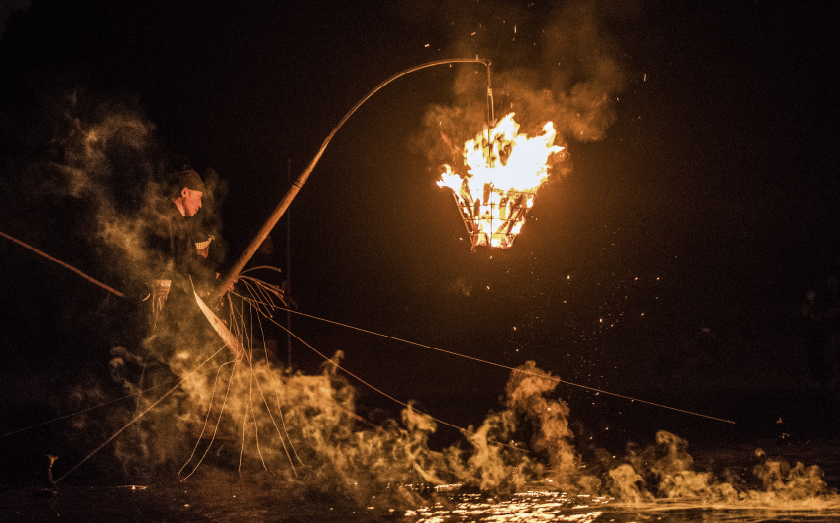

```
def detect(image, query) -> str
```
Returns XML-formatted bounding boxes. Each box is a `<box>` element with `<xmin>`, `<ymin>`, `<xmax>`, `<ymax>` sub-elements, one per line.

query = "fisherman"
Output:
<box><xmin>143</xmin><ymin>166</ymin><xmax>224</xmax><ymax>357</ymax></box>
<box><xmin>115</xmin><ymin>166</ymin><xmax>235</xmax><ymax>478</ymax></box>
<box><xmin>149</xmin><ymin>166</ymin><xmax>216</xmax><ymax>290</ymax></box>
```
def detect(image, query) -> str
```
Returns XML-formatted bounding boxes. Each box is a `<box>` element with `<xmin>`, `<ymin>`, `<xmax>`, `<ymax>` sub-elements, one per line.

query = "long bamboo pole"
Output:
<box><xmin>209</xmin><ymin>58</ymin><xmax>491</xmax><ymax>302</ymax></box>
<box><xmin>0</xmin><ymin>230</ymin><xmax>125</xmax><ymax>298</ymax></box>
<box><xmin>285</xmin><ymin>158</ymin><xmax>293</xmax><ymax>367</ymax></box>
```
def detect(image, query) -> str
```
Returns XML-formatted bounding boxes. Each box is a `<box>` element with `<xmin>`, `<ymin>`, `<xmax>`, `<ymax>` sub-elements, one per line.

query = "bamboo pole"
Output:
<box><xmin>285</xmin><ymin>158</ymin><xmax>293</xmax><ymax>367</ymax></box>
<box><xmin>0</xmin><ymin>230</ymin><xmax>124</xmax><ymax>298</ymax></box>
<box><xmin>209</xmin><ymin>58</ymin><xmax>491</xmax><ymax>302</ymax></box>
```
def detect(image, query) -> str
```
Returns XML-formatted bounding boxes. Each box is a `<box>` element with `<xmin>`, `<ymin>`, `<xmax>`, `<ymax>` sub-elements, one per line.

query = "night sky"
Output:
<box><xmin>1</xmin><ymin>0</ymin><xmax>838</xmax><ymax>444</ymax></box>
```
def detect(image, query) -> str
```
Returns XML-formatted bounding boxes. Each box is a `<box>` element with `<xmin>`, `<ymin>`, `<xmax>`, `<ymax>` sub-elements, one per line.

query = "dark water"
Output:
<box><xmin>4</xmin><ymin>397</ymin><xmax>840</xmax><ymax>522</ymax></box>
<box><xmin>3</xmin><ymin>367</ymin><xmax>840</xmax><ymax>522</ymax></box>
<box><xmin>2</xmin><ymin>480</ymin><xmax>839</xmax><ymax>522</ymax></box>
<box><xmin>4</xmin><ymin>439</ymin><xmax>840</xmax><ymax>523</ymax></box>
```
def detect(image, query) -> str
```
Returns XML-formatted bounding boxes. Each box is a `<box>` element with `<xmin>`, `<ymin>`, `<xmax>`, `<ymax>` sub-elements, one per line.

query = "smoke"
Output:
<box><xmin>59</xmin><ymin>314</ymin><xmax>840</xmax><ymax>513</ymax></box>
<box><xmin>6</xmin><ymin>44</ymin><xmax>837</xmax><ymax>516</ymax></box>
<box><xmin>8</xmin><ymin>87</ymin><xmax>230</xmax><ymax>302</ymax></box>
<box><xmin>123</xmin><ymin>348</ymin><xmax>840</xmax><ymax>510</ymax></box>
<box><xmin>20</xmin><ymin>90</ymin><xmax>161</xmax><ymax>290</ymax></box>
<box><xmin>603</xmin><ymin>430</ymin><xmax>840</xmax><ymax>509</ymax></box>
<box><xmin>504</xmin><ymin>361</ymin><xmax>576</xmax><ymax>484</ymax></box>
<box><xmin>750</xmin><ymin>448</ymin><xmax>835</xmax><ymax>506</ymax></box>
<box><xmin>3</xmin><ymin>86</ymin><xmax>239</xmax><ymax>478</ymax></box>
<box><xmin>411</xmin><ymin>0</ymin><xmax>629</xmax><ymax>180</ymax></box>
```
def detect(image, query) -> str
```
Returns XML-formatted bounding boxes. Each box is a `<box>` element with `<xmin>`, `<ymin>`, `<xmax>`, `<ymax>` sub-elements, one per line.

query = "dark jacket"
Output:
<box><xmin>146</xmin><ymin>199</ymin><xmax>216</xmax><ymax>295</ymax></box>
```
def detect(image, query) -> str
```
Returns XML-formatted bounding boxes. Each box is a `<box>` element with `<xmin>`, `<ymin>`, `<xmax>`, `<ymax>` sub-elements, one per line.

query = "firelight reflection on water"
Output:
<box><xmin>405</xmin><ymin>491</ymin><xmax>840</xmax><ymax>523</ymax></box>
<box><xmin>409</xmin><ymin>489</ymin><xmax>609</xmax><ymax>522</ymax></box>
<box><xmin>401</xmin><ymin>488</ymin><xmax>840</xmax><ymax>523</ymax></box>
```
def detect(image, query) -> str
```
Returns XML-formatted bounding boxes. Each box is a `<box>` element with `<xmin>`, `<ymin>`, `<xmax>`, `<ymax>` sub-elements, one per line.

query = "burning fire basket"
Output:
<box><xmin>438</xmin><ymin>113</ymin><xmax>564</xmax><ymax>250</ymax></box>
<box><xmin>444</xmin><ymin>178</ymin><xmax>537</xmax><ymax>249</ymax></box>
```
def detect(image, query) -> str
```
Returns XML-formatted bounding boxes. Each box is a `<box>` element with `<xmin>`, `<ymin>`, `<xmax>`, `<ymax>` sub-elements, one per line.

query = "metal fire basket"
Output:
<box><xmin>449</xmin><ymin>180</ymin><xmax>537</xmax><ymax>250</ymax></box>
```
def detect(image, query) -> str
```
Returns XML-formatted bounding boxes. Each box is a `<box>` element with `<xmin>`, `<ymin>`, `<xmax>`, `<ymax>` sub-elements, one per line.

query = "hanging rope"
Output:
<box><xmin>259</xmin><ymin>300</ymin><xmax>735</xmax><ymax>426</ymax></box>
<box><xmin>55</xmin><ymin>347</ymin><xmax>229</xmax><ymax>483</ymax></box>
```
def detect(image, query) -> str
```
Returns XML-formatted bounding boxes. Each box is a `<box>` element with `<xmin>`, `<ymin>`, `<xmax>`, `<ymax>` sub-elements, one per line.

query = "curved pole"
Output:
<box><xmin>210</xmin><ymin>58</ymin><xmax>492</xmax><ymax>302</ymax></box>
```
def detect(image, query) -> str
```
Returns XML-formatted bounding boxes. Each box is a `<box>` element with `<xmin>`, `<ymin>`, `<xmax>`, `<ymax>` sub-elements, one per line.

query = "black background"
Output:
<box><xmin>1</xmin><ymin>0</ymin><xmax>838</xmax><ymax>457</ymax></box>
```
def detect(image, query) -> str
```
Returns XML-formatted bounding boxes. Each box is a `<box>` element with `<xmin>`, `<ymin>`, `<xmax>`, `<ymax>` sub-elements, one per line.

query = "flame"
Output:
<box><xmin>438</xmin><ymin>113</ymin><xmax>563</xmax><ymax>249</ymax></box>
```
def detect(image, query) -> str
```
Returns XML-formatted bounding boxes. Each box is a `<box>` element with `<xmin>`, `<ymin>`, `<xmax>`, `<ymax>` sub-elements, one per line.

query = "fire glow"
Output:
<box><xmin>438</xmin><ymin>113</ymin><xmax>564</xmax><ymax>249</ymax></box>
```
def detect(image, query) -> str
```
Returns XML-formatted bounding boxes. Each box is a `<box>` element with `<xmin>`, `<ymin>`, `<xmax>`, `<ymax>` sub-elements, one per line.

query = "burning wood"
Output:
<box><xmin>437</xmin><ymin>113</ymin><xmax>564</xmax><ymax>249</ymax></box>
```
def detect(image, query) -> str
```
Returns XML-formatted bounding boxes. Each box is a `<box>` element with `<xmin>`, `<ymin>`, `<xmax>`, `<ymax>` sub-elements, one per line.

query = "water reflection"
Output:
<box><xmin>3</xmin><ymin>480</ymin><xmax>840</xmax><ymax>522</ymax></box>
<box><xmin>410</xmin><ymin>490</ymin><xmax>609</xmax><ymax>522</ymax></box>
<box><xmin>403</xmin><ymin>488</ymin><xmax>840</xmax><ymax>523</ymax></box>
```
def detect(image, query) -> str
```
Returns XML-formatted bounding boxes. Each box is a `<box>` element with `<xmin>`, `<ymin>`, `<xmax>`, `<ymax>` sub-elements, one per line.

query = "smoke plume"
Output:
<box><xmin>412</xmin><ymin>0</ymin><xmax>628</xmax><ymax>179</ymax></box>
<box><xmin>5</xmin><ymin>24</ymin><xmax>839</xmax><ymax>516</ymax></box>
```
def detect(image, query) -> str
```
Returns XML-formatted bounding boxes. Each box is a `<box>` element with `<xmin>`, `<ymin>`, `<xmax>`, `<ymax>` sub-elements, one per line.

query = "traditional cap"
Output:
<box><xmin>172</xmin><ymin>165</ymin><xmax>206</xmax><ymax>194</ymax></box>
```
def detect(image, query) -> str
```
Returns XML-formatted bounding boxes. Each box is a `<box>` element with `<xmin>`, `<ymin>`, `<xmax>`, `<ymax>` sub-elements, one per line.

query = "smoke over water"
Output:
<box><xmin>3</xmin><ymin>14</ymin><xmax>837</xmax><ymax>522</ymax></box>
<box><xmin>95</xmin><ymin>350</ymin><xmax>840</xmax><ymax>515</ymax></box>
<box><xmin>8</xmin><ymin>93</ymin><xmax>840</xmax><ymax>507</ymax></box>
<box><xmin>412</xmin><ymin>0</ymin><xmax>626</xmax><ymax>179</ymax></box>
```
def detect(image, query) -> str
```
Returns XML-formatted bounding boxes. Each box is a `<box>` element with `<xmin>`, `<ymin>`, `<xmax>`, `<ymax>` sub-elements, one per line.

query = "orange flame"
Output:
<box><xmin>438</xmin><ymin>113</ymin><xmax>564</xmax><ymax>249</ymax></box>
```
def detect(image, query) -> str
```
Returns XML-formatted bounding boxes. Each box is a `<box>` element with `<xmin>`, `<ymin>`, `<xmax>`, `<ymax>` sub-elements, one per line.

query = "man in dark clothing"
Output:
<box><xmin>108</xmin><ymin>167</ymin><xmax>237</xmax><ymax>478</ymax></box>
<box><xmin>144</xmin><ymin>166</ymin><xmax>221</xmax><ymax>359</ymax></box>
<box><xmin>148</xmin><ymin>167</ymin><xmax>216</xmax><ymax>295</ymax></box>
<box><xmin>111</xmin><ymin>166</ymin><xmax>222</xmax><ymax>477</ymax></box>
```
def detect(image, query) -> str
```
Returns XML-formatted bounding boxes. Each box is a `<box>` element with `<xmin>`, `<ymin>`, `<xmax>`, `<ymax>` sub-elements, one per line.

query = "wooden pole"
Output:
<box><xmin>209</xmin><ymin>58</ymin><xmax>491</xmax><ymax>302</ymax></box>
<box><xmin>0</xmin><ymin>230</ymin><xmax>124</xmax><ymax>298</ymax></box>
<box><xmin>285</xmin><ymin>158</ymin><xmax>293</xmax><ymax>367</ymax></box>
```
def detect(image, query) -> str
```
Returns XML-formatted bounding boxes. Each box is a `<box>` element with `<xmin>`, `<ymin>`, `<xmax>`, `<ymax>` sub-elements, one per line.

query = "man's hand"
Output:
<box><xmin>215</xmin><ymin>272</ymin><xmax>237</xmax><ymax>293</ymax></box>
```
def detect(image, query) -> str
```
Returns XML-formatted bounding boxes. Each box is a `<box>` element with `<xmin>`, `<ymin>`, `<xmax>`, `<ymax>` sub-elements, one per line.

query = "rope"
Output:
<box><xmin>0</xmin><ymin>380</ymin><xmax>173</xmax><ymax>439</ymax></box>
<box><xmin>177</xmin><ymin>359</ymin><xmax>238</xmax><ymax>480</ymax></box>
<box><xmin>55</xmin><ymin>346</ymin><xmax>228</xmax><ymax>483</ymax></box>
<box><xmin>254</xmin><ymin>307</ymin><xmax>527</xmax><ymax>453</ymax></box>
<box><xmin>267</xmin><ymin>304</ymin><xmax>736</xmax><ymax>425</ymax></box>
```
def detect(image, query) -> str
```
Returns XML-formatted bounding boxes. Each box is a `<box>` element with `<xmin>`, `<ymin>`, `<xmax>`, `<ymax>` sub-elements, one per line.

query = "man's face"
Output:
<box><xmin>183</xmin><ymin>189</ymin><xmax>203</xmax><ymax>216</ymax></box>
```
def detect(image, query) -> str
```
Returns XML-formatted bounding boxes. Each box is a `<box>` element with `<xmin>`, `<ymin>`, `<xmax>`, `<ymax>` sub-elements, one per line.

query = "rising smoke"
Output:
<box><xmin>411</xmin><ymin>0</ymin><xmax>627</xmax><ymax>176</ymax></box>
<box><xmin>15</xmin><ymin>88</ymin><xmax>228</xmax><ymax>298</ymax></box>
<box><xmin>3</xmin><ymin>86</ymin><xmax>235</xmax><ymax>477</ymax></box>
<box><xmin>84</xmin><ymin>324</ymin><xmax>840</xmax><ymax>511</ymax></box>
<box><xmin>5</xmin><ymin>6</ymin><xmax>839</xmax><ymax>515</ymax></box>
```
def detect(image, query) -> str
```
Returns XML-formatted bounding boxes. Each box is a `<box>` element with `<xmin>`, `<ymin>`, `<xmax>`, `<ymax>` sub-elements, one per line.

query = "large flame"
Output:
<box><xmin>438</xmin><ymin>113</ymin><xmax>563</xmax><ymax>249</ymax></box>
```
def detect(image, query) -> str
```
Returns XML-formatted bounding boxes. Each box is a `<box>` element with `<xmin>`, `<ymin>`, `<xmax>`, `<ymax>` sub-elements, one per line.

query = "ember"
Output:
<box><xmin>438</xmin><ymin>113</ymin><xmax>564</xmax><ymax>249</ymax></box>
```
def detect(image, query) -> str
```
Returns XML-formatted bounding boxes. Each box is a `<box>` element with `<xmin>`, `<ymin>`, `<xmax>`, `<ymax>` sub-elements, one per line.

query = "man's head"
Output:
<box><xmin>171</xmin><ymin>166</ymin><xmax>205</xmax><ymax>217</ymax></box>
